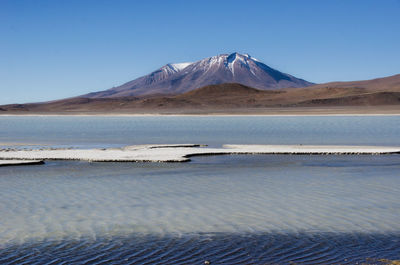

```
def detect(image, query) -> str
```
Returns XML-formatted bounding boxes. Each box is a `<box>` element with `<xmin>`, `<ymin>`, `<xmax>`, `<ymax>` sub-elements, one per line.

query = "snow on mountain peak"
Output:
<box><xmin>160</xmin><ymin>53</ymin><xmax>259</xmax><ymax>75</ymax></box>
<box><xmin>170</xmin><ymin>62</ymin><xmax>192</xmax><ymax>71</ymax></box>
<box><xmin>162</xmin><ymin>62</ymin><xmax>192</xmax><ymax>74</ymax></box>
<box><xmin>157</xmin><ymin>53</ymin><xmax>264</xmax><ymax>78</ymax></box>
<box><xmin>223</xmin><ymin>52</ymin><xmax>257</xmax><ymax>76</ymax></box>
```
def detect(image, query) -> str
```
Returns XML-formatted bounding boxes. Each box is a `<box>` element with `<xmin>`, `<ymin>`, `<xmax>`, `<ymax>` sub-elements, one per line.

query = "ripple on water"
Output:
<box><xmin>0</xmin><ymin>233</ymin><xmax>399</xmax><ymax>264</ymax></box>
<box><xmin>1</xmin><ymin>155</ymin><xmax>400</xmax><ymax>263</ymax></box>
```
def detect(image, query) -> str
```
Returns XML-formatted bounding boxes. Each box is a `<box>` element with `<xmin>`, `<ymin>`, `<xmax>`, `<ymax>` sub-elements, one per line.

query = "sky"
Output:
<box><xmin>1</xmin><ymin>0</ymin><xmax>400</xmax><ymax>104</ymax></box>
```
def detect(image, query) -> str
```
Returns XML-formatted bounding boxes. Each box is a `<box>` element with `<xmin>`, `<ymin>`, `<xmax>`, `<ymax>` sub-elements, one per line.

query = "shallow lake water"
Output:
<box><xmin>0</xmin><ymin>116</ymin><xmax>399</xmax><ymax>264</ymax></box>
<box><xmin>1</xmin><ymin>115</ymin><xmax>400</xmax><ymax>148</ymax></box>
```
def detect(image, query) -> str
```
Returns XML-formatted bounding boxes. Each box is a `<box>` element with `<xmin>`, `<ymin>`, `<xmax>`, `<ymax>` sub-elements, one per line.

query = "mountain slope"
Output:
<box><xmin>2</xmin><ymin>78</ymin><xmax>399</xmax><ymax>114</ymax></box>
<box><xmin>305</xmin><ymin>74</ymin><xmax>400</xmax><ymax>92</ymax></box>
<box><xmin>84</xmin><ymin>52</ymin><xmax>313</xmax><ymax>98</ymax></box>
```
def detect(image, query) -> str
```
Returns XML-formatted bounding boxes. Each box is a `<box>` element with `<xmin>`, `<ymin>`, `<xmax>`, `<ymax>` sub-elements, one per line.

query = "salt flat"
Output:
<box><xmin>0</xmin><ymin>144</ymin><xmax>399</xmax><ymax>163</ymax></box>
<box><xmin>0</xmin><ymin>160</ymin><xmax>44</xmax><ymax>166</ymax></box>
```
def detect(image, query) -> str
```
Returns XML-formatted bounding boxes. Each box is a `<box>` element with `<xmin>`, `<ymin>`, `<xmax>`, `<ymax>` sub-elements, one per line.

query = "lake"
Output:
<box><xmin>0</xmin><ymin>116</ymin><xmax>399</xmax><ymax>264</ymax></box>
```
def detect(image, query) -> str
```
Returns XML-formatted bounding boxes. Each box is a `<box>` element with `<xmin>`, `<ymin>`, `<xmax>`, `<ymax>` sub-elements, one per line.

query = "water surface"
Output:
<box><xmin>1</xmin><ymin>115</ymin><xmax>399</xmax><ymax>148</ymax></box>
<box><xmin>0</xmin><ymin>116</ymin><xmax>400</xmax><ymax>264</ymax></box>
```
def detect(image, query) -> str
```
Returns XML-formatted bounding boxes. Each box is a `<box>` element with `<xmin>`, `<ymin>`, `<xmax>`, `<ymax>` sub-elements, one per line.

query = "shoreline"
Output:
<box><xmin>1</xmin><ymin>107</ymin><xmax>400</xmax><ymax>117</ymax></box>
<box><xmin>1</xmin><ymin>112</ymin><xmax>400</xmax><ymax>117</ymax></box>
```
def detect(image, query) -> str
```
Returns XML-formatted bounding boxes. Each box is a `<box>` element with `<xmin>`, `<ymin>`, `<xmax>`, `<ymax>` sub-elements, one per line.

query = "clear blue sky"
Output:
<box><xmin>1</xmin><ymin>0</ymin><xmax>400</xmax><ymax>104</ymax></box>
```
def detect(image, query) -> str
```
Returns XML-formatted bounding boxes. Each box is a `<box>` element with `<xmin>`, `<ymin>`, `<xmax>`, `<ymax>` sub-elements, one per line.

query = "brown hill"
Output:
<box><xmin>305</xmin><ymin>74</ymin><xmax>400</xmax><ymax>92</ymax></box>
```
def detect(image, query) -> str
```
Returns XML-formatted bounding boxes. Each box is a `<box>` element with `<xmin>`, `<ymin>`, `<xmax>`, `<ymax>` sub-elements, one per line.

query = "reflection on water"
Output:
<box><xmin>1</xmin><ymin>154</ymin><xmax>400</xmax><ymax>263</ymax></box>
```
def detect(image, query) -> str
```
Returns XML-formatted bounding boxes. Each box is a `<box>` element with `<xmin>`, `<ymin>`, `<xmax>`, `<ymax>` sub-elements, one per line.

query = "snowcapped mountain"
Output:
<box><xmin>85</xmin><ymin>52</ymin><xmax>313</xmax><ymax>98</ymax></box>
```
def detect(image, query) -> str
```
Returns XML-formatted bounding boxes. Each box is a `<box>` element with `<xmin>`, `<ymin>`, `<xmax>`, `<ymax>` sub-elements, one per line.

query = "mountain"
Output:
<box><xmin>1</xmin><ymin>56</ymin><xmax>399</xmax><ymax>114</ymax></box>
<box><xmin>2</xmin><ymin>75</ymin><xmax>399</xmax><ymax>114</ymax></box>
<box><xmin>84</xmin><ymin>52</ymin><xmax>313</xmax><ymax>98</ymax></box>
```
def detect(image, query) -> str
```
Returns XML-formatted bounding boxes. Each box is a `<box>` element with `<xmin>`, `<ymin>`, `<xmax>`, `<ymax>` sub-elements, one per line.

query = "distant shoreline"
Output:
<box><xmin>1</xmin><ymin>114</ymin><xmax>400</xmax><ymax>117</ymax></box>
<box><xmin>1</xmin><ymin>106</ymin><xmax>400</xmax><ymax>117</ymax></box>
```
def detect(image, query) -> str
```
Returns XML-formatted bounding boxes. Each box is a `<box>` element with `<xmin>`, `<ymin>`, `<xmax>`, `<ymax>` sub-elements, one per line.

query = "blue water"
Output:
<box><xmin>0</xmin><ymin>115</ymin><xmax>399</xmax><ymax>148</ymax></box>
<box><xmin>0</xmin><ymin>116</ymin><xmax>400</xmax><ymax>264</ymax></box>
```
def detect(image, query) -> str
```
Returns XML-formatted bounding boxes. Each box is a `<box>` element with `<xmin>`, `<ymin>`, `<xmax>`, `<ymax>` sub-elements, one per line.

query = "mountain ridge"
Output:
<box><xmin>84</xmin><ymin>52</ymin><xmax>314</xmax><ymax>98</ymax></box>
<box><xmin>1</xmin><ymin>74</ymin><xmax>399</xmax><ymax>114</ymax></box>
